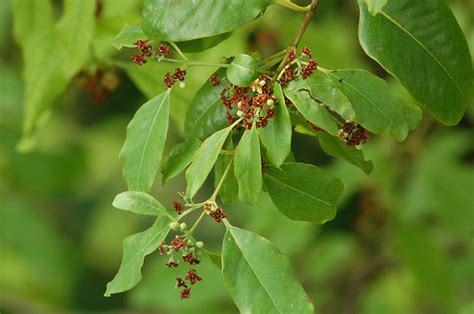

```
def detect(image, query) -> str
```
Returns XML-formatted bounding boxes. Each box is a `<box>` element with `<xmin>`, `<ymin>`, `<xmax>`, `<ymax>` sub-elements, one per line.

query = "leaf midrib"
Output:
<box><xmin>264</xmin><ymin>173</ymin><xmax>333</xmax><ymax>207</ymax></box>
<box><xmin>379</xmin><ymin>10</ymin><xmax>464</xmax><ymax>97</ymax></box>
<box><xmin>135</xmin><ymin>93</ymin><xmax>168</xmax><ymax>189</ymax></box>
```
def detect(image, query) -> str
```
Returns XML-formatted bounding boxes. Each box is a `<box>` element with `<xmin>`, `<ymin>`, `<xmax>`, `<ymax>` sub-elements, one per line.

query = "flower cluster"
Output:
<box><xmin>163</xmin><ymin>68</ymin><xmax>187</xmax><ymax>88</ymax></box>
<box><xmin>338</xmin><ymin>122</ymin><xmax>369</xmax><ymax>147</ymax></box>
<box><xmin>159</xmin><ymin>236</ymin><xmax>204</xmax><ymax>299</ymax></box>
<box><xmin>173</xmin><ymin>200</ymin><xmax>183</xmax><ymax>214</ymax></box>
<box><xmin>156</xmin><ymin>44</ymin><xmax>171</xmax><ymax>58</ymax></box>
<box><xmin>210</xmin><ymin>73</ymin><xmax>220</xmax><ymax>86</ymax></box>
<box><xmin>279</xmin><ymin>47</ymin><xmax>318</xmax><ymax>85</ymax></box>
<box><xmin>79</xmin><ymin>70</ymin><xmax>120</xmax><ymax>104</ymax></box>
<box><xmin>131</xmin><ymin>39</ymin><xmax>153</xmax><ymax>65</ymax></box>
<box><xmin>203</xmin><ymin>201</ymin><xmax>227</xmax><ymax>223</ymax></box>
<box><xmin>220</xmin><ymin>75</ymin><xmax>278</xmax><ymax>129</ymax></box>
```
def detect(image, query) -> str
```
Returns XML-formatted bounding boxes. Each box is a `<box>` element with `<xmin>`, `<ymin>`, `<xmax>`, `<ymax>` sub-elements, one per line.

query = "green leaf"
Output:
<box><xmin>227</xmin><ymin>54</ymin><xmax>258</xmax><ymax>87</ymax></box>
<box><xmin>222</xmin><ymin>225</ymin><xmax>314</xmax><ymax>313</ymax></box>
<box><xmin>142</xmin><ymin>0</ymin><xmax>273</xmax><ymax>41</ymax></box>
<box><xmin>234</xmin><ymin>127</ymin><xmax>262</xmax><ymax>205</ymax></box>
<box><xmin>185</xmin><ymin>124</ymin><xmax>234</xmax><ymax>199</ymax></box>
<box><xmin>112</xmin><ymin>191</ymin><xmax>172</xmax><ymax>217</ymax></box>
<box><xmin>185</xmin><ymin>69</ymin><xmax>229</xmax><ymax>140</ymax></box>
<box><xmin>363</xmin><ymin>0</ymin><xmax>388</xmax><ymax>15</ymax></box>
<box><xmin>215</xmin><ymin>140</ymin><xmax>238</xmax><ymax>205</ymax></box>
<box><xmin>286</xmin><ymin>76</ymin><xmax>356</xmax><ymax>121</ymax></box>
<box><xmin>105</xmin><ymin>217</ymin><xmax>171</xmax><ymax>296</ymax></box>
<box><xmin>112</xmin><ymin>24</ymin><xmax>145</xmax><ymax>49</ymax></box>
<box><xmin>295</xmin><ymin>125</ymin><xmax>373</xmax><ymax>174</ymax></box>
<box><xmin>284</xmin><ymin>89</ymin><xmax>339</xmax><ymax>135</ymax></box>
<box><xmin>202</xmin><ymin>248</ymin><xmax>222</xmax><ymax>269</ymax></box>
<box><xmin>13</xmin><ymin>0</ymin><xmax>54</xmax><ymax>43</ymax></box>
<box><xmin>358</xmin><ymin>0</ymin><xmax>472</xmax><ymax>125</ymax></box>
<box><xmin>264</xmin><ymin>162</ymin><xmax>343</xmax><ymax>224</ymax></box>
<box><xmin>327</xmin><ymin>69</ymin><xmax>422</xmax><ymax>142</ymax></box>
<box><xmin>161</xmin><ymin>138</ymin><xmax>201</xmax><ymax>183</ymax></box>
<box><xmin>258</xmin><ymin>83</ymin><xmax>292</xmax><ymax>167</ymax></box>
<box><xmin>176</xmin><ymin>32</ymin><xmax>232</xmax><ymax>53</ymax></box>
<box><xmin>15</xmin><ymin>0</ymin><xmax>95</xmax><ymax>147</ymax></box>
<box><xmin>120</xmin><ymin>90</ymin><xmax>170</xmax><ymax>192</ymax></box>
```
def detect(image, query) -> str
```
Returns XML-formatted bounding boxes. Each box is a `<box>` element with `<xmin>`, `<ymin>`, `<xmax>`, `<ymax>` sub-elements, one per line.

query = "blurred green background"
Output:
<box><xmin>1</xmin><ymin>0</ymin><xmax>473</xmax><ymax>313</ymax></box>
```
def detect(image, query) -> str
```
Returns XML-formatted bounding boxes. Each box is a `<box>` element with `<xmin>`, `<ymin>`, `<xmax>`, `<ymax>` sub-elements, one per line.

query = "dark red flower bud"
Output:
<box><xmin>185</xmin><ymin>269</ymin><xmax>202</xmax><ymax>285</ymax></box>
<box><xmin>210</xmin><ymin>73</ymin><xmax>220</xmax><ymax>86</ymax></box>
<box><xmin>157</xmin><ymin>44</ymin><xmax>171</xmax><ymax>58</ymax></box>
<box><xmin>180</xmin><ymin>288</ymin><xmax>191</xmax><ymax>300</ymax></box>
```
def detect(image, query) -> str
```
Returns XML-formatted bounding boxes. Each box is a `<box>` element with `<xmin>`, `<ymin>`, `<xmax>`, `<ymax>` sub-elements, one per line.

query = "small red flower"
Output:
<box><xmin>166</xmin><ymin>260</ymin><xmax>179</xmax><ymax>268</ymax></box>
<box><xmin>176</xmin><ymin>277</ymin><xmax>188</xmax><ymax>288</ymax></box>
<box><xmin>180</xmin><ymin>288</ymin><xmax>191</xmax><ymax>300</ymax></box>
<box><xmin>173</xmin><ymin>200</ymin><xmax>183</xmax><ymax>214</ymax></box>
<box><xmin>183</xmin><ymin>252</ymin><xmax>200</xmax><ymax>265</ymax></box>
<box><xmin>173</xmin><ymin>68</ymin><xmax>186</xmax><ymax>81</ymax></box>
<box><xmin>301</xmin><ymin>47</ymin><xmax>312</xmax><ymax>58</ymax></box>
<box><xmin>287</xmin><ymin>48</ymin><xmax>297</xmax><ymax>63</ymax></box>
<box><xmin>338</xmin><ymin>122</ymin><xmax>369</xmax><ymax>146</ymax></box>
<box><xmin>171</xmin><ymin>236</ymin><xmax>187</xmax><ymax>252</ymax></box>
<box><xmin>185</xmin><ymin>269</ymin><xmax>202</xmax><ymax>285</ymax></box>
<box><xmin>163</xmin><ymin>72</ymin><xmax>175</xmax><ymax>88</ymax></box>
<box><xmin>131</xmin><ymin>53</ymin><xmax>147</xmax><ymax>66</ymax></box>
<box><xmin>210</xmin><ymin>73</ymin><xmax>220</xmax><ymax>86</ymax></box>
<box><xmin>159</xmin><ymin>241</ymin><xmax>168</xmax><ymax>255</ymax></box>
<box><xmin>209</xmin><ymin>207</ymin><xmax>227</xmax><ymax>223</ymax></box>
<box><xmin>157</xmin><ymin>44</ymin><xmax>171</xmax><ymax>58</ymax></box>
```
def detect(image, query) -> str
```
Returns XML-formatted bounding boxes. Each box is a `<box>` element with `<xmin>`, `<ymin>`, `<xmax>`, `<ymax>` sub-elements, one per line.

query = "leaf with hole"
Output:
<box><xmin>327</xmin><ymin>69</ymin><xmax>422</xmax><ymax>142</ymax></box>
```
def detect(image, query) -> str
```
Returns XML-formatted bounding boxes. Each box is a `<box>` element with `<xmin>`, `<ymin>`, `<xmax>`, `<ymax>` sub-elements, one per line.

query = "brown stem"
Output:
<box><xmin>275</xmin><ymin>0</ymin><xmax>319</xmax><ymax>75</ymax></box>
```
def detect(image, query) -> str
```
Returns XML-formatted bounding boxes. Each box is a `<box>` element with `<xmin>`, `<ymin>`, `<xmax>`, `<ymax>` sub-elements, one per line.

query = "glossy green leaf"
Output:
<box><xmin>222</xmin><ymin>225</ymin><xmax>314</xmax><ymax>313</ymax></box>
<box><xmin>227</xmin><ymin>54</ymin><xmax>258</xmax><ymax>87</ymax></box>
<box><xmin>120</xmin><ymin>90</ymin><xmax>170</xmax><ymax>192</ymax></box>
<box><xmin>286</xmin><ymin>76</ymin><xmax>356</xmax><ymax>121</ymax></box>
<box><xmin>264</xmin><ymin>162</ymin><xmax>343</xmax><ymax>224</ymax></box>
<box><xmin>215</xmin><ymin>140</ymin><xmax>238</xmax><ymax>205</ymax></box>
<box><xmin>364</xmin><ymin>0</ymin><xmax>388</xmax><ymax>15</ymax></box>
<box><xmin>112</xmin><ymin>191</ymin><xmax>172</xmax><ymax>217</ymax></box>
<box><xmin>161</xmin><ymin>138</ymin><xmax>201</xmax><ymax>183</ymax></box>
<box><xmin>185</xmin><ymin>69</ymin><xmax>229</xmax><ymax>140</ymax></box>
<box><xmin>142</xmin><ymin>0</ymin><xmax>273</xmax><ymax>41</ymax></box>
<box><xmin>105</xmin><ymin>217</ymin><xmax>171</xmax><ymax>296</ymax></box>
<box><xmin>328</xmin><ymin>69</ymin><xmax>422</xmax><ymax>142</ymax></box>
<box><xmin>186</xmin><ymin>124</ymin><xmax>234</xmax><ymax>199</ymax></box>
<box><xmin>112</xmin><ymin>24</ymin><xmax>145</xmax><ymax>49</ymax></box>
<box><xmin>295</xmin><ymin>125</ymin><xmax>373</xmax><ymax>174</ymax></box>
<box><xmin>177</xmin><ymin>32</ymin><xmax>232</xmax><ymax>53</ymax></box>
<box><xmin>358</xmin><ymin>0</ymin><xmax>472</xmax><ymax>125</ymax></box>
<box><xmin>234</xmin><ymin>127</ymin><xmax>262</xmax><ymax>205</ymax></box>
<box><xmin>258</xmin><ymin>83</ymin><xmax>292</xmax><ymax>167</ymax></box>
<box><xmin>284</xmin><ymin>89</ymin><xmax>339</xmax><ymax>135</ymax></box>
<box><xmin>14</xmin><ymin>0</ymin><xmax>95</xmax><ymax>147</ymax></box>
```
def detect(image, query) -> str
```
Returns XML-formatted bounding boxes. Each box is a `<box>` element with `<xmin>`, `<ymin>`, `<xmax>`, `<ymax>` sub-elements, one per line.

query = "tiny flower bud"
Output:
<box><xmin>169</xmin><ymin>221</ymin><xmax>180</xmax><ymax>231</ymax></box>
<box><xmin>180</xmin><ymin>223</ymin><xmax>188</xmax><ymax>231</ymax></box>
<box><xmin>195</xmin><ymin>241</ymin><xmax>204</xmax><ymax>248</ymax></box>
<box><xmin>236</xmin><ymin>110</ymin><xmax>244</xmax><ymax>118</ymax></box>
<box><xmin>266</xmin><ymin>99</ymin><xmax>274</xmax><ymax>107</ymax></box>
<box><xmin>179</xmin><ymin>81</ymin><xmax>186</xmax><ymax>88</ymax></box>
